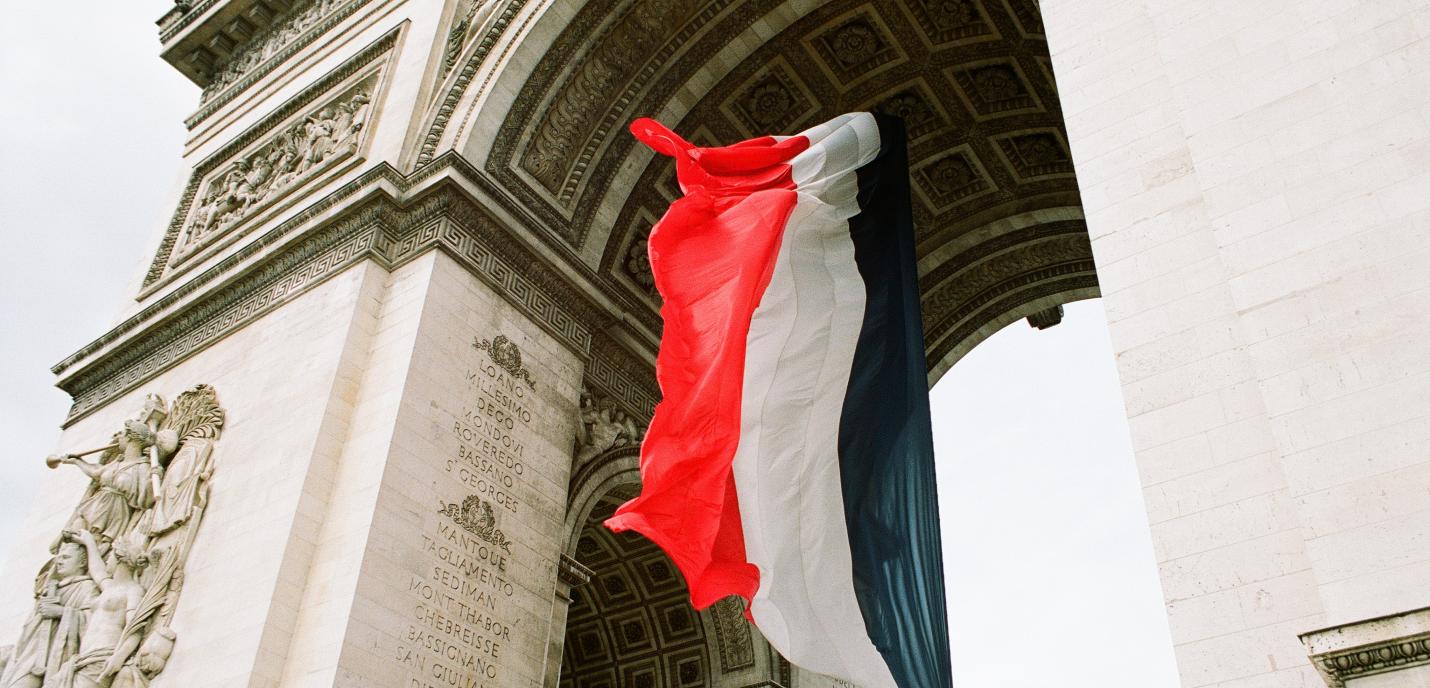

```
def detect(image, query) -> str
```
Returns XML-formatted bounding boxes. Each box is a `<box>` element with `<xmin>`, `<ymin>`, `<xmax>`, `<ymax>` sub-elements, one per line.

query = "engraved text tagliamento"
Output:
<box><xmin>396</xmin><ymin>334</ymin><xmax>547</xmax><ymax>688</ymax></box>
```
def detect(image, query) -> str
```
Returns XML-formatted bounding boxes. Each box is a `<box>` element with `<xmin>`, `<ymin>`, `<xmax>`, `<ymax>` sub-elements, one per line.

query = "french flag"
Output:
<box><xmin>605</xmin><ymin>112</ymin><xmax>952</xmax><ymax>688</ymax></box>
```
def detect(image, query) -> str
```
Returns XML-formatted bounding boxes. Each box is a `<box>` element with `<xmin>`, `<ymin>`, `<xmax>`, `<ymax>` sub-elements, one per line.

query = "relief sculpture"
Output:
<box><xmin>183</xmin><ymin>81</ymin><xmax>374</xmax><ymax>253</ymax></box>
<box><xmin>200</xmin><ymin>0</ymin><xmax>358</xmax><ymax>103</ymax></box>
<box><xmin>573</xmin><ymin>388</ymin><xmax>644</xmax><ymax>467</ymax></box>
<box><xmin>0</xmin><ymin>385</ymin><xmax>225</xmax><ymax>688</ymax></box>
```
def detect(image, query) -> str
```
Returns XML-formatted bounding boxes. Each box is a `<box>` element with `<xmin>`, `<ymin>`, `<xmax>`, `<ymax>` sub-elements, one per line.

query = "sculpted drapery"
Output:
<box><xmin>0</xmin><ymin>386</ymin><xmax>225</xmax><ymax>688</ymax></box>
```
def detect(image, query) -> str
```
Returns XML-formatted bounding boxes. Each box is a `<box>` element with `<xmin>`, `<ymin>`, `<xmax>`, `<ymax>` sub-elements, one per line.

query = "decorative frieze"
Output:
<box><xmin>1301</xmin><ymin>608</ymin><xmax>1430</xmax><ymax>688</ymax></box>
<box><xmin>0</xmin><ymin>386</ymin><xmax>225</xmax><ymax>688</ymax></box>
<box><xmin>145</xmin><ymin>26</ymin><xmax>398</xmax><ymax>289</ymax></box>
<box><xmin>61</xmin><ymin>160</ymin><xmax>645</xmax><ymax>425</ymax></box>
<box><xmin>183</xmin><ymin>76</ymin><xmax>375</xmax><ymax>256</ymax></box>
<box><xmin>188</xmin><ymin>0</ymin><xmax>378</xmax><ymax>128</ymax></box>
<box><xmin>710</xmin><ymin>597</ymin><xmax>756</xmax><ymax>671</ymax></box>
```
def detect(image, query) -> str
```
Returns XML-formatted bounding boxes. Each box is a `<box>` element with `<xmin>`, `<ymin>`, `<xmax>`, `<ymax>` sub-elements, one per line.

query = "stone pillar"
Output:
<box><xmin>278</xmin><ymin>252</ymin><xmax>586</xmax><ymax>687</ymax></box>
<box><xmin>1042</xmin><ymin>0</ymin><xmax>1430</xmax><ymax>685</ymax></box>
<box><xmin>543</xmin><ymin>554</ymin><xmax>593</xmax><ymax>687</ymax></box>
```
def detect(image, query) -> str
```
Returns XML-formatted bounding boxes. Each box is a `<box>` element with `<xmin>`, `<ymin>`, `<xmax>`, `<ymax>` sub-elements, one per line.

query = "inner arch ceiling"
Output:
<box><xmin>481</xmin><ymin>0</ymin><xmax>1099</xmax><ymax>381</ymax></box>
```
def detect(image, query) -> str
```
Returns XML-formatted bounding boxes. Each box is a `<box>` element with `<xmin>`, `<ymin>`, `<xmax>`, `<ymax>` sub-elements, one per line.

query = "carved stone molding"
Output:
<box><xmin>710</xmin><ymin>597</ymin><xmax>755</xmax><ymax>671</ymax></box>
<box><xmin>557</xmin><ymin>553</ymin><xmax>593</xmax><ymax>588</ymax></box>
<box><xmin>144</xmin><ymin>26</ymin><xmax>400</xmax><ymax>290</ymax></box>
<box><xmin>188</xmin><ymin>0</ymin><xmax>378</xmax><ymax>128</ymax></box>
<box><xmin>58</xmin><ymin>154</ymin><xmax>665</xmax><ymax>426</ymax></box>
<box><xmin>1026</xmin><ymin>303</ymin><xmax>1064</xmax><ymax>330</ymax></box>
<box><xmin>0</xmin><ymin>386</ymin><xmax>225</xmax><ymax>688</ymax></box>
<box><xmin>181</xmin><ymin>76</ymin><xmax>376</xmax><ymax>258</ymax></box>
<box><xmin>488</xmin><ymin>0</ymin><xmax>740</xmax><ymax>243</ymax></box>
<box><xmin>414</xmin><ymin>0</ymin><xmax>529</xmax><ymax>167</ymax></box>
<box><xmin>584</xmin><ymin>333</ymin><xmax>659</xmax><ymax>420</ymax></box>
<box><xmin>1301</xmin><ymin>608</ymin><xmax>1430</xmax><ymax>688</ymax></box>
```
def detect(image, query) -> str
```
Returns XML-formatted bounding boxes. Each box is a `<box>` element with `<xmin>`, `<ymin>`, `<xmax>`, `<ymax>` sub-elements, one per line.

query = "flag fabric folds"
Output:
<box><xmin>604</xmin><ymin>112</ymin><xmax>952</xmax><ymax>688</ymax></box>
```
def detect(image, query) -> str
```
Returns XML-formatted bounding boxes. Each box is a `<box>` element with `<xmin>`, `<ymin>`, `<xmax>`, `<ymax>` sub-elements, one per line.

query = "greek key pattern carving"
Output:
<box><xmin>581</xmin><ymin>354</ymin><xmax>656</xmax><ymax>420</ymax></box>
<box><xmin>188</xmin><ymin>0</ymin><xmax>377</xmax><ymax>128</ymax></box>
<box><xmin>63</xmin><ymin>169</ymin><xmax>606</xmax><ymax>424</ymax></box>
<box><xmin>67</xmin><ymin>227</ymin><xmax>379</xmax><ymax>421</ymax></box>
<box><xmin>387</xmin><ymin>212</ymin><xmax>592</xmax><ymax>354</ymax></box>
<box><xmin>144</xmin><ymin>27</ymin><xmax>399</xmax><ymax>289</ymax></box>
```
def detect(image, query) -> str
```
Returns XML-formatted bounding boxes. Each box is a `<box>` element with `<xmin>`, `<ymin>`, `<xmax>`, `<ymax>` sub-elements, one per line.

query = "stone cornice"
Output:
<box><xmin>556</xmin><ymin>553</ymin><xmax>593</xmax><ymax>587</ymax></box>
<box><xmin>1301</xmin><ymin>607</ymin><xmax>1430</xmax><ymax>688</ymax></box>
<box><xmin>55</xmin><ymin>153</ymin><xmax>661</xmax><ymax>427</ymax></box>
<box><xmin>187</xmin><ymin>0</ymin><xmax>378</xmax><ymax>129</ymax></box>
<box><xmin>161</xmin><ymin>0</ymin><xmax>304</xmax><ymax>86</ymax></box>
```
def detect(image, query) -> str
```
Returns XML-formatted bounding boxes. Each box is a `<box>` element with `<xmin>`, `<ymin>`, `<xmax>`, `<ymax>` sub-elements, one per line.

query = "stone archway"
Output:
<box><xmin>556</xmin><ymin>457</ymin><xmax>784</xmax><ymax>688</ymax></box>
<box><xmin>467</xmin><ymin>0</ymin><xmax>1102</xmax><ymax>684</ymax></box>
<box><xmin>467</xmin><ymin>0</ymin><xmax>1099</xmax><ymax>384</ymax></box>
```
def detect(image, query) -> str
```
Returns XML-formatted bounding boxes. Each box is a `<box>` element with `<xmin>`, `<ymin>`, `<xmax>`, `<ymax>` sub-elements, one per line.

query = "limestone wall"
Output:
<box><xmin>1043</xmin><ymin>0</ymin><xmax>1430</xmax><ymax>685</ymax></box>
<box><xmin>0</xmin><ymin>259</ymin><xmax>386</xmax><ymax>686</ymax></box>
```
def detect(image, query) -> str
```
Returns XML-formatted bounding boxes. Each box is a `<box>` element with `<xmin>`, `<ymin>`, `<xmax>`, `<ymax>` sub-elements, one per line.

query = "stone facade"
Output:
<box><xmin>1043</xmin><ymin>0</ymin><xmax>1430</xmax><ymax>686</ymax></box>
<box><xmin>2</xmin><ymin>0</ymin><xmax>1428</xmax><ymax>686</ymax></box>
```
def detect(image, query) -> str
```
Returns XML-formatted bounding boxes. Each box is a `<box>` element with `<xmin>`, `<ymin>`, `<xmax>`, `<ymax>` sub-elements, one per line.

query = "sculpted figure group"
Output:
<box><xmin>574</xmin><ymin>389</ymin><xmax>645</xmax><ymax>467</ymax></box>
<box><xmin>0</xmin><ymin>385</ymin><xmax>225</xmax><ymax>688</ymax></box>
<box><xmin>187</xmin><ymin>86</ymin><xmax>373</xmax><ymax>247</ymax></box>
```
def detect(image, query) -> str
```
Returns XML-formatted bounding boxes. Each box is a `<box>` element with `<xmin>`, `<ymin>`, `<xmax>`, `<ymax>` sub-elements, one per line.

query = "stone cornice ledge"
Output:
<box><xmin>53</xmin><ymin>153</ymin><xmax>660</xmax><ymax>427</ymax></box>
<box><xmin>1300</xmin><ymin>606</ymin><xmax>1430</xmax><ymax>687</ymax></box>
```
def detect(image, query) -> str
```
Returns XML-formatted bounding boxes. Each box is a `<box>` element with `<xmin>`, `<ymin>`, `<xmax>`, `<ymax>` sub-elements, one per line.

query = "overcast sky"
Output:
<box><xmin>0</xmin><ymin>3</ymin><xmax>1178</xmax><ymax>685</ymax></box>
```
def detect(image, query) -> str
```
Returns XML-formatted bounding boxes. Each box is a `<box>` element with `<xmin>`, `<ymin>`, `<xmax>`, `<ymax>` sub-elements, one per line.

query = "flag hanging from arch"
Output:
<box><xmin>604</xmin><ymin>112</ymin><xmax>953</xmax><ymax>688</ymax></box>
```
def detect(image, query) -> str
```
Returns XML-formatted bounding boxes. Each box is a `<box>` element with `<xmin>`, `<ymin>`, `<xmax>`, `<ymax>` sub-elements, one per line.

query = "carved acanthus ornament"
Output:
<box><xmin>0</xmin><ymin>385</ymin><xmax>225</xmax><ymax>688</ymax></box>
<box><xmin>181</xmin><ymin>76</ymin><xmax>375</xmax><ymax>257</ymax></box>
<box><xmin>574</xmin><ymin>388</ymin><xmax>645</xmax><ymax>467</ymax></box>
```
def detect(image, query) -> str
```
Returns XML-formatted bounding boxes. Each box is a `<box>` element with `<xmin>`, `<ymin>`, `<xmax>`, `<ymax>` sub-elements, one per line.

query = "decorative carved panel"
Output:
<box><xmin>189</xmin><ymin>0</ymin><xmax>377</xmax><ymax>128</ymax></box>
<box><xmin>181</xmin><ymin>76</ymin><xmax>376</xmax><ymax>258</ymax></box>
<box><xmin>0</xmin><ymin>386</ymin><xmax>225</xmax><ymax>688</ymax></box>
<box><xmin>143</xmin><ymin>27</ymin><xmax>398</xmax><ymax>290</ymax></box>
<box><xmin>721</xmin><ymin>59</ymin><xmax>820</xmax><ymax>138</ymax></box>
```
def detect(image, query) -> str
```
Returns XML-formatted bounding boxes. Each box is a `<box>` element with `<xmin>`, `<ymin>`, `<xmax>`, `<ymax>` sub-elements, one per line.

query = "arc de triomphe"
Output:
<box><xmin>2</xmin><ymin>1</ymin><xmax>1428</xmax><ymax>687</ymax></box>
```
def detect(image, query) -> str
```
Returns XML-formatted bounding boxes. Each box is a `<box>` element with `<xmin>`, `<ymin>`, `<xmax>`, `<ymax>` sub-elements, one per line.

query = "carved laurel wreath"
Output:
<box><xmin>472</xmin><ymin>334</ymin><xmax>536</xmax><ymax>390</ymax></box>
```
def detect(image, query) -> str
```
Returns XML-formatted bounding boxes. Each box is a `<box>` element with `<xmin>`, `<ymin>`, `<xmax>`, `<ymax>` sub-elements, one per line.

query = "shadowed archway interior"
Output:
<box><xmin>510</xmin><ymin>0</ymin><xmax>1100</xmax><ymax>684</ymax></box>
<box><xmin>561</xmin><ymin>486</ymin><xmax>757</xmax><ymax>688</ymax></box>
<box><xmin>484</xmin><ymin>0</ymin><xmax>1098</xmax><ymax>382</ymax></box>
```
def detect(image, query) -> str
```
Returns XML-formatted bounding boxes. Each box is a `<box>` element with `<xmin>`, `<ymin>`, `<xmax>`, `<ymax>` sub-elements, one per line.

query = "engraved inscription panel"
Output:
<box><xmin>392</xmin><ymin>324</ymin><xmax>574</xmax><ymax>688</ymax></box>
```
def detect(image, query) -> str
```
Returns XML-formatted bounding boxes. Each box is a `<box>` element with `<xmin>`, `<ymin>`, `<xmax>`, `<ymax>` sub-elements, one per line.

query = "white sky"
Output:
<box><xmin>0</xmin><ymin>3</ymin><xmax>1178</xmax><ymax>685</ymax></box>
